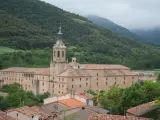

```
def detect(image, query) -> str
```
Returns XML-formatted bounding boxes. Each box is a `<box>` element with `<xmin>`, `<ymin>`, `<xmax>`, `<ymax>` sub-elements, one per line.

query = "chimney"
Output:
<box><xmin>72</xmin><ymin>57</ymin><xmax>76</xmax><ymax>63</ymax></box>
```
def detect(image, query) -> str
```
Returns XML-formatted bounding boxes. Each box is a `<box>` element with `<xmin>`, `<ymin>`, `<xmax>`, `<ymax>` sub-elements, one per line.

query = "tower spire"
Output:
<box><xmin>54</xmin><ymin>23</ymin><xmax>65</xmax><ymax>47</ymax></box>
<box><xmin>58</xmin><ymin>23</ymin><xmax>62</xmax><ymax>36</ymax></box>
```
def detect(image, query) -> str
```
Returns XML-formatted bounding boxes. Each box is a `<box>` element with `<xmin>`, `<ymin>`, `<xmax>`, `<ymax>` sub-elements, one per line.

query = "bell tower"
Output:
<box><xmin>52</xmin><ymin>23</ymin><xmax>67</xmax><ymax>75</ymax></box>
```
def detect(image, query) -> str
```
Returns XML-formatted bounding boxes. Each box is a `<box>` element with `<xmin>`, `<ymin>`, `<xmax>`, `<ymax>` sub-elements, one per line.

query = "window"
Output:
<box><xmin>42</xmin><ymin>83</ymin><xmax>44</xmax><ymax>86</ymax></box>
<box><xmin>80</xmin><ymin>78</ymin><xmax>81</xmax><ymax>81</ymax></box>
<box><xmin>79</xmin><ymin>85</ymin><xmax>81</xmax><ymax>88</ymax></box>
<box><xmin>62</xmin><ymin>51</ymin><xmax>64</xmax><ymax>57</ymax></box>
<box><xmin>124</xmin><ymin>81</ymin><xmax>125</xmax><ymax>84</ymax></box>
<box><xmin>132</xmin><ymin>77</ymin><xmax>134</xmax><ymax>79</ymax></box>
<box><xmin>106</xmin><ymin>78</ymin><xmax>108</xmax><ymax>80</ymax></box>
<box><xmin>86</xmin><ymin>83</ymin><xmax>88</xmax><ymax>86</ymax></box>
<box><xmin>124</xmin><ymin>77</ymin><xmax>125</xmax><ymax>80</ymax></box>
<box><xmin>72</xmin><ymin>85</ymin><xmax>74</xmax><ymax>88</ymax></box>
<box><xmin>59</xmin><ymin>84</ymin><xmax>60</xmax><ymax>88</ymax></box>
<box><xmin>97</xmin><ymin>73</ymin><xmax>98</xmax><ymax>76</ymax></box>
<box><xmin>97</xmin><ymin>78</ymin><xmax>98</xmax><ymax>80</ymax></box>
<box><xmin>97</xmin><ymin>82</ymin><xmax>98</xmax><ymax>85</ymax></box>
<box><xmin>58</xmin><ymin>51</ymin><xmax>60</xmax><ymax>57</ymax></box>
<box><xmin>115</xmin><ymin>81</ymin><xmax>116</xmax><ymax>85</ymax></box>
<box><xmin>86</xmin><ymin>78</ymin><xmax>88</xmax><ymax>81</ymax></box>
<box><xmin>106</xmin><ymin>82</ymin><xmax>107</xmax><ymax>85</ymax></box>
<box><xmin>62</xmin><ymin>92</ymin><xmax>63</xmax><ymax>94</ymax></box>
<box><xmin>72</xmin><ymin>78</ymin><xmax>74</xmax><ymax>82</ymax></box>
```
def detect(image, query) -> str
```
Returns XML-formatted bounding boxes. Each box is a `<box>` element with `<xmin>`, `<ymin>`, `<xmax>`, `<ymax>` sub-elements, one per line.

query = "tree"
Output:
<box><xmin>100</xmin><ymin>85</ymin><xmax>123</xmax><ymax>114</ymax></box>
<box><xmin>0</xmin><ymin>99</ymin><xmax>10</xmax><ymax>111</ymax></box>
<box><xmin>98</xmin><ymin>81</ymin><xmax>160</xmax><ymax>115</ymax></box>
<box><xmin>1</xmin><ymin>83</ymin><xmax>21</xmax><ymax>94</ymax></box>
<box><xmin>157</xmin><ymin>73</ymin><xmax>160</xmax><ymax>81</ymax></box>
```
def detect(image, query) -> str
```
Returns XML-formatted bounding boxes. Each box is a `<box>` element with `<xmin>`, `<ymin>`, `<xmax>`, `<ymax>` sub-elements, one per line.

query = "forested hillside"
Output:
<box><xmin>0</xmin><ymin>0</ymin><xmax>160</xmax><ymax>70</ymax></box>
<box><xmin>87</xmin><ymin>15</ymin><xmax>137</xmax><ymax>39</ymax></box>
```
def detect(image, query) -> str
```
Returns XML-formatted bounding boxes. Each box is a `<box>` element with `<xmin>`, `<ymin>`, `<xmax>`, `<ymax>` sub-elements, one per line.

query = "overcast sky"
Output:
<box><xmin>41</xmin><ymin>0</ymin><xmax>160</xmax><ymax>30</ymax></box>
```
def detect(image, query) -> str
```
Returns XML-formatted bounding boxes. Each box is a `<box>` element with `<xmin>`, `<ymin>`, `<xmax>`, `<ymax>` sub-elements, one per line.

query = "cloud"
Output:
<box><xmin>41</xmin><ymin>0</ymin><xmax>160</xmax><ymax>29</ymax></box>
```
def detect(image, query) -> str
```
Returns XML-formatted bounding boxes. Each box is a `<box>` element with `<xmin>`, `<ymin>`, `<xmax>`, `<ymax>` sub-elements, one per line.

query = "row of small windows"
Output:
<box><xmin>54</xmin><ymin>51</ymin><xmax>65</xmax><ymax>57</ymax></box>
<box><xmin>72</xmin><ymin>78</ymin><xmax>89</xmax><ymax>82</ymax></box>
<box><xmin>72</xmin><ymin>83</ymin><xmax>88</xmax><ymax>88</ymax></box>
<box><xmin>2</xmin><ymin>77</ymin><xmax>34</xmax><ymax>81</ymax></box>
<box><xmin>105</xmin><ymin>77</ymin><xmax>135</xmax><ymax>80</ymax></box>
<box><xmin>0</xmin><ymin>72</ymin><xmax>34</xmax><ymax>77</ymax></box>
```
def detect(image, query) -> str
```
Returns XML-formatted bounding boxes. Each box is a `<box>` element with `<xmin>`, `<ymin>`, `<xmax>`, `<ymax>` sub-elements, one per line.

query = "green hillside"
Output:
<box><xmin>0</xmin><ymin>10</ymin><xmax>53</xmax><ymax>49</ymax></box>
<box><xmin>0</xmin><ymin>0</ymin><xmax>160</xmax><ymax>69</ymax></box>
<box><xmin>0</xmin><ymin>46</ymin><xmax>15</xmax><ymax>54</ymax></box>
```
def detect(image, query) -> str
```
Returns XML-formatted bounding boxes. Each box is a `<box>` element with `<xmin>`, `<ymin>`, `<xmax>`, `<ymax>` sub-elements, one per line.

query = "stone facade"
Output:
<box><xmin>0</xmin><ymin>25</ymin><xmax>139</xmax><ymax>95</ymax></box>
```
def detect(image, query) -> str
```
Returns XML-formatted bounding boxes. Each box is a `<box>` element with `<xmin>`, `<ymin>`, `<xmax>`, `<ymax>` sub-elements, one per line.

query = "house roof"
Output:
<box><xmin>58</xmin><ymin>66</ymin><xmax>91</xmax><ymax>77</ymax></box>
<box><xmin>76</xmin><ymin>93</ymin><xmax>94</xmax><ymax>99</ymax></box>
<box><xmin>7</xmin><ymin>106</ymin><xmax>49</xmax><ymax>118</ymax></box>
<box><xmin>82</xmin><ymin>64</ymin><xmax>130</xmax><ymax>70</ymax></box>
<box><xmin>58</xmin><ymin>98</ymin><xmax>85</xmax><ymax>107</ymax></box>
<box><xmin>41</xmin><ymin>102</ymin><xmax>69</xmax><ymax>113</ymax></box>
<box><xmin>0</xmin><ymin>67</ymin><xmax>50</xmax><ymax>75</ymax></box>
<box><xmin>88</xmin><ymin>113</ymin><xmax>153</xmax><ymax>120</ymax></box>
<box><xmin>104</xmin><ymin>69</ymin><xmax>137</xmax><ymax>77</ymax></box>
<box><xmin>127</xmin><ymin>101</ymin><xmax>158</xmax><ymax>116</ymax></box>
<box><xmin>0</xmin><ymin>111</ymin><xmax>16</xmax><ymax>120</ymax></box>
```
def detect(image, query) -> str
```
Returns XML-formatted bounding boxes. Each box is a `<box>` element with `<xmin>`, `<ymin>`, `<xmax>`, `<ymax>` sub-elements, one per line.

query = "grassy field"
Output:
<box><xmin>0</xmin><ymin>46</ymin><xmax>15</xmax><ymax>54</ymax></box>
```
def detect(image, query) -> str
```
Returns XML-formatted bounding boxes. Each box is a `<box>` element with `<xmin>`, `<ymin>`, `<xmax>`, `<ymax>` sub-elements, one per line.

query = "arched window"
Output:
<box><xmin>62</xmin><ymin>51</ymin><xmax>64</xmax><ymax>57</ymax></box>
<box><xmin>58</xmin><ymin>51</ymin><xmax>60</xmax><ymax>57</ymax></box>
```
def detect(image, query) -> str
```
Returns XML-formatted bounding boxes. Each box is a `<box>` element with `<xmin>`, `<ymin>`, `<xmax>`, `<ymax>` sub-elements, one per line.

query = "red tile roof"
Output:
<box><xmin>0</xmin><ymin>67</ymin><xmax>50</xmax><ymax>75</ymax></box>
<box><xmin>76</xmin><ymin>93</ymin><xmax>93</xmax><ymax>99</ymax></box>
<box><xmin>58</xmin><ymin>66</ymin><xmax>91</xmax><ymax>77</ymax></box>
<box><xmin>127</xmin><ymin>101</ymin><xmax>158</xmax><ymax>116</ymax></box>
<box><xmin>58</xmin><ymin>98</ymin><xmax>85</xmax><ymax>107</ymax></box>
<box><xmin>0</xmin><ymin>111</ymin><xmax>16</xmax><ymax>120</ymax></box>
<box><xmin>88</xmin><ymin>113</ymin><xmax>153</xmax><ymax>120</ymax></box>
<box><xmin>82</xmin><ymin>64</ymin><xmax>130</xmax><ymax>70</ymax></box>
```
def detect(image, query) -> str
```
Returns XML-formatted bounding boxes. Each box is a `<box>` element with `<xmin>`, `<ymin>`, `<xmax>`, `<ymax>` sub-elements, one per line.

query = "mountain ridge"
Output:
<box><xmin>0</xmin><ymin>0</ymin><xmax>160</xmax><ymax>69</ymax></box>
<box><xmin>132</xmin><ymin>28</ymin><xmax>160</xmax><ymax>45</ymax></box>
<box><xmin>87</xmin><ymin>15</ymin><xmax>137</xmax><ymax>39</ymax></box>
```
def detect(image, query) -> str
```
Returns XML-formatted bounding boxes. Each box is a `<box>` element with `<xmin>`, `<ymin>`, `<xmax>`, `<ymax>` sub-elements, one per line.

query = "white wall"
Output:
<box><xmin>74</xmin><ymin>95</ymin><xmax>86</xmax><ymax>103</ymax></box>
<box><xmin>44</xmin><ymin>94</ymin><xmax>71</xmax><ymax>104</ymax></box>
